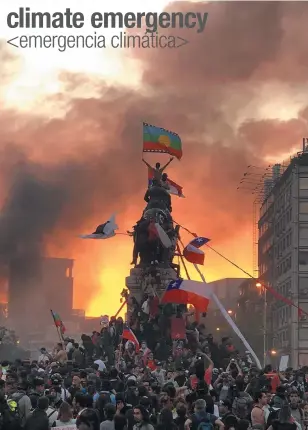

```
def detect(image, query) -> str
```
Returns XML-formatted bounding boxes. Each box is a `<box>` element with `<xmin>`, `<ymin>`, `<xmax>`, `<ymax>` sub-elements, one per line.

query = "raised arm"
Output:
<box><xmin>142</xmin><ymin>158</ymin><xmax>152</xmax><ymax>169</ymax></box>
<box><xmin>161</xmin><ymin>157</ymin><xmax>174</xmax><ymax>172</ymax></box>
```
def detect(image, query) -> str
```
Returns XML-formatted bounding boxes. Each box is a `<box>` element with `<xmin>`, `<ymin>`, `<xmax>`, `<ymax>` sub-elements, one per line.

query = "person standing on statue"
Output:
<box><xmin>161</xmin><ymin>173</ymin><xmax>170</xmax><ymax>191</ymax></box>
<box><xmin>142</xmin><ymin>157</ymin><xmax>174</xmax><ymax>184</ymax></box>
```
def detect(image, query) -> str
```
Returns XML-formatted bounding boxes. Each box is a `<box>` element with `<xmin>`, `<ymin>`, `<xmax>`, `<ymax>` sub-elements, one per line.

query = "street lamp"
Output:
<box><xmin>256</xmin><ymin>282</ymin><xmax>262</xmax><ymax>288</ymax></box>
<box><xmin>216</xmin><ymin>327</ymin><xmax>220</xmax><ymax>331</ymax></box>
<box><xmin>270</xmin><ymin>349</ymin><xmax>277</xmax><ymax>355</ymax></box>
<box><xmin>227</xmin><ymin>310</ymin><xmax>233</xmax><ymax>315</ymax></box>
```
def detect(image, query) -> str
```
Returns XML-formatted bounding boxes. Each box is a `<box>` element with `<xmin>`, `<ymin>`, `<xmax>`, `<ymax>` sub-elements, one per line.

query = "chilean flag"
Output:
<box><xmin>183</xmin><ymin>244</ymin><xmax>205</xmax><ymax>265</ymax></box>
<box><xmin>148</xmin><ymin>168</ymin><xmax>184</xmax><ymax>197</ymax></box>
<box><xmin>161</xmin><ymin>279</ymin><xmax>211</xmax><ymax>313</ymax></box>
<box><xmin>190</xmin><ymin>237</ymin><xmax>210</xmax><ymax>248</ymax></box>
<box><xmin>122</xmin><ymin>325</ymin><xmax>140</xmax><ymax>352</ymax></box>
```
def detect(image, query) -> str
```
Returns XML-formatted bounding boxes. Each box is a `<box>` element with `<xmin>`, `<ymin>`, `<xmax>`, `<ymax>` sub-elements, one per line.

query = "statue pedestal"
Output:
<box><xmin>125</xmin><ymin>266</ymin><xmax>178</xmax><ymax>302</ymax></box>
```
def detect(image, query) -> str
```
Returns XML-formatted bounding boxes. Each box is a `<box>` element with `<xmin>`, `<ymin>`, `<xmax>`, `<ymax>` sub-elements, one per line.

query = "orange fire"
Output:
<box><xmin>72</xmin><ymin>226</ymin><xmax>252</xmax><ymax>317</ymax></box>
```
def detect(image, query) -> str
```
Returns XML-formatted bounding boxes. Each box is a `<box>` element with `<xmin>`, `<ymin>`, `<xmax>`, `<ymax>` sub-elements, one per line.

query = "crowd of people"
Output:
<box><xmin>0</xmin><ymin>299</ymin><xmax>308</xmax><ymax>430</ymax></box>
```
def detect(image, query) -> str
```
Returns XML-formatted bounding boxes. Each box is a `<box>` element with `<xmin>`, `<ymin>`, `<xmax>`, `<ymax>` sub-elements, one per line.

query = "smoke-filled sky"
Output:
<box><xmin>0</xmin><ymin>1</ymin><xmax>308</xmax><ymax>317</ymax></box>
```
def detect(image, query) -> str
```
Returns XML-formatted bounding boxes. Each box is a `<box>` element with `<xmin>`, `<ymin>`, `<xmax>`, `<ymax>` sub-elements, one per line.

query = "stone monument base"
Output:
<box><xmin>125</xmin><ymin>266</ymin><xmax>178</xmax><ymax>302</ymax></box>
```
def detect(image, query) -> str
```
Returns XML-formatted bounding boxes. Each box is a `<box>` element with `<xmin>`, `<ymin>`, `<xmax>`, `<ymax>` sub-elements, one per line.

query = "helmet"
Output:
<box><xmin>51</xmin><ymin>373</ymin><xmax>62</xmax><ymax>385</ymax></box>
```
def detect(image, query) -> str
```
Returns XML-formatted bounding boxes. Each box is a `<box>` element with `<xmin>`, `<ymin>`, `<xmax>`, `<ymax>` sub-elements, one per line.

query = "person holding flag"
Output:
<box><xmin>142</xmin><ymin>157</ymin><xmax>174</xmax><ymax>185</ymax></box>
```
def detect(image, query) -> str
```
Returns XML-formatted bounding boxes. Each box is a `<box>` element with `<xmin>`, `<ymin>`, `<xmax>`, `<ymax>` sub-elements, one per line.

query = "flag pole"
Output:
<box><xmin>115</xmin><ymin>300</ymin><xmax>127</xmax><ymax>318</ymax></box>
<box><xmin>50</xmin><ymin>310</ymin><xmax>65</xmax><ymax>346</ymax></box>
<box><xmin>192</xmin><ymin>263</ymin><xmax>262</xmax><ymax>369</ymax></box>
<box><xmin>176</xmin><ymin>242</ymin><xmax>200</xmax><ymax>322</ymax></box>
<box><xmin>174</xmin><ymin>221</ymin><xmax>308</xmax><ymax>317</ymax></box>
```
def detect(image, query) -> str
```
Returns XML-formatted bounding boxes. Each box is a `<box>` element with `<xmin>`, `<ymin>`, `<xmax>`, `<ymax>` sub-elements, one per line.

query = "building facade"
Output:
<box><xmin>8</xmin><ymin>257</ymin><xmax>74</xmax><ymax>335</ymax></box>
<box><xmin>205</xmin><ymin>278</ymin><xmax>246</xmax><ymax>344</ymax></box>
<box><xmin>237</xmin><ymin>279</ymin><xmax>264</xmax><ymax>360</ymax></box>
<box><xmin>258</xmin><ymin>153</ymin><xmax>308</xmax><ymax>367</ymax></box>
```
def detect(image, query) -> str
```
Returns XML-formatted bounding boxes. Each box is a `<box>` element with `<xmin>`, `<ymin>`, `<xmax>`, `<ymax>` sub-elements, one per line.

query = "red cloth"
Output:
<box><xmin>171</xmin><ymin>317</ymin><xmax>186</xmax><ymax>340</ymax></box>
<box><xmin>147</xmin><ymin>360</ymin><xmax>156</xmax><ymax>371</ymax></box>
<box><xmin>148</xmin><ymin>221</ymin><xmax>158</xmax><ymax>241</ymax></box>
<box><xmin>149</xmin><ymin>296</ymin><xmax>159</xmax><ymax>318</ymax></box>
<box><xmin>265</xmin><ymin>373</ymin><xmax>280</xmax><ymax>393</ymax></box>
<box><xmin>190</xmin><ymin>369</ymin><xmax>212</xmax><ymax>389</ymax></box>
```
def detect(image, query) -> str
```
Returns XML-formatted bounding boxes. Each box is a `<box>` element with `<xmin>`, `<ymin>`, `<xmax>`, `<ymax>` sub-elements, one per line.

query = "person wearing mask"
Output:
<box><xmin>24</xmin><ymin>396</ymin><xmax>50</xmax><ymax>430</ymax></box>
<box><xmin>52</xmin><ymin>401</ymin><xmax>76</xmax><ymax>427</ymax></box>
<box><xmin>251</xmin><ymin>392</ymin><xmax>268</xmax><ymax>427</ymax></box>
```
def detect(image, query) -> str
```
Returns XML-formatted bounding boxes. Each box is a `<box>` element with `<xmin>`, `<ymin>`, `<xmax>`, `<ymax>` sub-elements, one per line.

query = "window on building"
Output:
<box><xmin>300</xmin><ymin>178</ymin><xmax>308</xmax><ymax>190</ymax></box>
<box><xmin>299</xmin><ymin>251</ymin><xmax>308</xmax><ymax>272</ymax></box>
<box><xmin>300</xmin><ymin>227</ymin><xmax>308</xmax><ymax>247</ymax></box>
<box><xmin>300</xmin><ymin>202</ymin><xmax>308</xmax><ymax>213</ymax></box>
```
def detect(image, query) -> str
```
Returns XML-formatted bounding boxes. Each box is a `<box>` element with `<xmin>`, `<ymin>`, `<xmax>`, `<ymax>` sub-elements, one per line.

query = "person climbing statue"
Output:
<box><xmin>161</xmin><ymin>173</ymin><xmax>170</xmax><ymax>191</ymax></box>
<box><xmin>142</xmin><ymin>157</ymin><xmax>174</xmax><ymax>185</ymax></box>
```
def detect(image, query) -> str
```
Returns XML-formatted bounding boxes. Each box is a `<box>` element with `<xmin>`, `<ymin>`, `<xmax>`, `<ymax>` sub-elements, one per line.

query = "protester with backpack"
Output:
<box><xmin>219</xmin><ymin>399</ymin><xmax>238</xmax><ymax>428</ymax></box>
<box><xmin>9</xmin><ymin>382</ymin><xmax>31</xmax><ymax>428</ymax></box>
<box><xmin>232</xmin><ymin>378</ymin><xmax>253</xmax><ymax>419</ymax></box>
<box><xmin>0</xmin><ymin>392</ymin><xmax>22</xmax><ymax>430</ymax></box>
<box><xmin>184</xmin><ymin>398</ymin><xmax>224</xmax><ymax>430</ymax></box>
<box><xmin>24</xmin><ymin>396</ymin><xmax>49</xmax><ymax>430</ymax></box>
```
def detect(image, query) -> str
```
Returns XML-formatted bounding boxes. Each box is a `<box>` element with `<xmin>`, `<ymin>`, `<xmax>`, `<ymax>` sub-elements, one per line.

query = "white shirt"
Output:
<box><xmin>61</xmin><ymin>388</ymin><xmax>71</xmax><ymax>401</ymax></box>
<box><xmin>38</xmin><ymin>353</ymin><xmax>50</xmax><ymax>365</ymax></box>
<box><xmin>141</xmin><ymin>300</ymin><xmax>150</xmax><ymax>315</ymax></box>
<box><xmin>94</xmin><ymin>359</ymin><xmax>106</xmax><ymax>371</ymax></box>
<box><xmin>46</xmin><ymin>407</ymin><xmax>58</xmax><ymax>426</ymax></box>
<box><xmin>66</xmin><ymin>342</ymin><xmax>74</xmax><ymax>353</ymax></box>
<box><xmin>213</xmin><ymin>404</ymin><xmax>219</xmax><ymax>418</ymax></box>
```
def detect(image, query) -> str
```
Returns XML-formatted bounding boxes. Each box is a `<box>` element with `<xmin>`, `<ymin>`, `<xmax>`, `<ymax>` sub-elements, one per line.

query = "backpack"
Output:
<box><xmin>192</xmin><ymin>413</ymin><xmax>214</xmax><ymax>430</ymax></box>
<box><xmin>99</xmin><ymin>391</ymin><xmax>112</xmax><ymax>404</ymax></box>
<box><xmin>2</xmin><ymin>397</ymin><xmax>23</xmax><ymax>430</ymax></box>
<box><xmin>266</xmin><ymin>407</ymin><xmax>280</xmax><ymax>429</ymax></box>
<box><xmin>232</xmin><ymin>396</ymin><xmax>250</xmax><ymax>419</ymax></box>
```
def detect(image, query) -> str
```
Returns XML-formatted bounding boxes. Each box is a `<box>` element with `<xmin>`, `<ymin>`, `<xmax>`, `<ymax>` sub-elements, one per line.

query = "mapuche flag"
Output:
<box><xmin>51</xmin><ymin>310</ymin><xmax>66</xmax><ymax>335</ymax></box>
<box><xmin>143</xmin><ymin>122</ymin><xmax>183</xmax><ymax>160</ymax></box>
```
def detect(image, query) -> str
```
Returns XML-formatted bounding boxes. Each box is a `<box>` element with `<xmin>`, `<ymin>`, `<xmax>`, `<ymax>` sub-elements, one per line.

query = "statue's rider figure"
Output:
<box><xmin>144</xmin><ymin>179</ymin><xmax>172</xmax><ymax>212</ymax></box>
